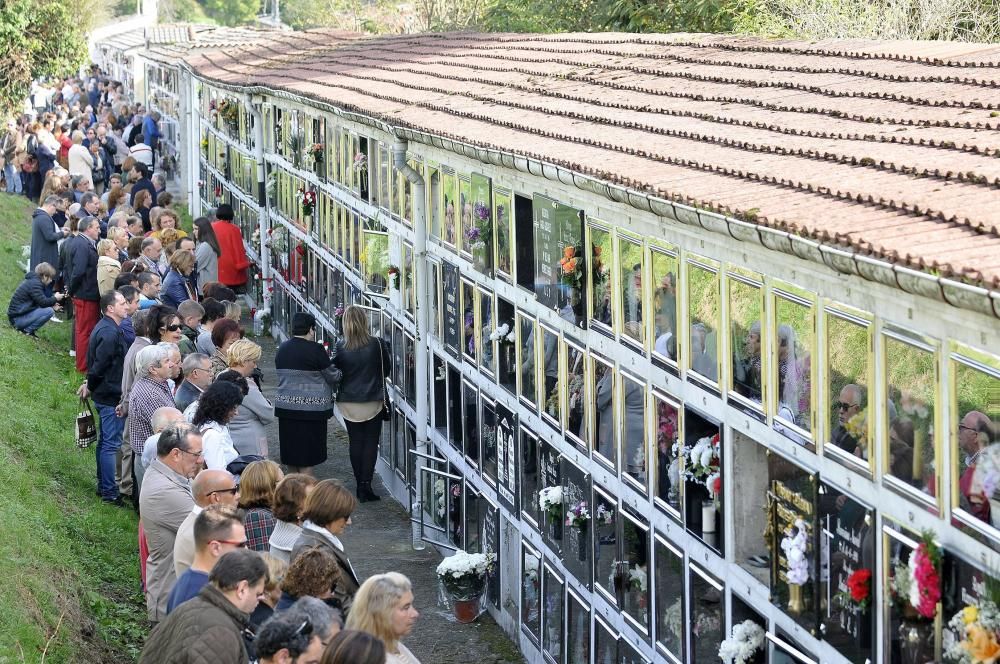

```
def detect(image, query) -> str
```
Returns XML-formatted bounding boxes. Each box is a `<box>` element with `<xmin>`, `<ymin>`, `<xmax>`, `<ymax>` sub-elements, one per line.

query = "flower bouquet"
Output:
<box><xmin>464</xmin><ymin>225</ymin><xmax>485</xmax><ymax>252</ymax></box>
<box><xmin>387</xmin><ymin>265</ymin><xmax>400</xmax><ymax>289</ymax></box>
<box><xmin>565</xmin><ymin>500</ymin><xmax>590</xmax><ymax>561</ymax></box>
<box><xmin>216</xmin><ymin>98</ymin><xmax>239</xmax><ymax>130</ymax></box>
<box><xmin>591</xmin><ymin>244</ymin><xmax>608</xmax><ymax>286</ymax></box>
<box><xmin>306</xmin><ymin>142</ymin><xmax>324</xmax><ymax>166</ymax></box>
<box><xmin>297</xmin><ymin>187</ymin><xmax>316</xmax><ymax>217</ymax></box>
<box><xmin>539</xmin><ymin>485</ymin><xmax>563</xmax><ymax>540</ymax></box>
<box><xmin>890</xmin><ymin>531</ymin><xmax>941</xmax><ymax>620</ymax></box>
<box><xmin>719</xmin><ymin>620</ymin><xmax>766</xmax><ymax>664</ymax></box>
<box><xmin>781</xmin><ymin>519</ymin><xmax>810</xmax><ymax>614</ymax></box>
<box><xmin>559</xmin><ymin>245</ymin><xmax>584</xmax><ymax>290</ymax></box>
<box><xmin>676</xmin><ymin>433</ymin><xmax>721</xmax><ymax>504</ymax></box>
<box><xmin>837</xmin><ymin>568</ymin><xmax>873</xmax><ymax>612</ymax></box>
<box><xmin>353</xmin><ymin>152</ymin><xmax>368</xmax><ymax>184</ymax></box>
<box><xmin>436</xmin><ymin>550</ymin><xmax>495</xmax><ymax>623</ymax></box>
<box><xmin>488</xmin><ymin>322</ymin><xmax>516</xmax><ymax>345</ymax></box>
<box><xmin>945</xmin><ymin>599</ymin><xmax>1000</xmax><ymax>664</ymax></box>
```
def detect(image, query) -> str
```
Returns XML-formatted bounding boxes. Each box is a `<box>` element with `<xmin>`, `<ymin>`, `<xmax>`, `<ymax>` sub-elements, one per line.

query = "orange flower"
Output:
<box><xmin>965</xmin><ymin>625</ymin><xmax>1000</xmax><ymax>664</ymax></box>
<box><xmin>563</xmin><ymin>246</ymin><xmax>575</xmax><ymax>259</ymax></box>
<box><xmin>567</xmin><ymin>258</ymin><xmax>577</xmax><ymax>270</ymax></box>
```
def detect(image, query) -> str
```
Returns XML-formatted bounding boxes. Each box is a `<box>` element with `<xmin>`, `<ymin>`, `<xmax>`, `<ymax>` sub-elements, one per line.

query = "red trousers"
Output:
<box><xmin>73</xmin><ymin>297</ymin><xmax>99</xmax><ymax>373</ymax></box>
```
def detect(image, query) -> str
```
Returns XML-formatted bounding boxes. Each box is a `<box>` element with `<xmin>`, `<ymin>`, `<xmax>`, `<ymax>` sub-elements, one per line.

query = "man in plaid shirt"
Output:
<box><xmin>128</xmin><ymin>343</ymin><xmax>176</xmax><ymax>494</ymax></box>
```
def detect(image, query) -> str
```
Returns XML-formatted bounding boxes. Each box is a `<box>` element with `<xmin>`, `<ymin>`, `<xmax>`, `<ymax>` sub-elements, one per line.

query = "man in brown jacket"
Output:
<box><xmin>138</xmin><ymin>423</ymin><xmax>200</xmax><ymax>623</ymax></box>
<box><xmin>139</xmin><ymin>548</ymin><xmax>268</xmax><ymax>664</ymax></box>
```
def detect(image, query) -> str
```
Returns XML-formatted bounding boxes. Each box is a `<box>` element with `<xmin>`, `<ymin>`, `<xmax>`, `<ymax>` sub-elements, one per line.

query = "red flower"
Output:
<box><xmin>847</xmin><ymin>569</ymin><xmax>871</xmax><ymax>602</ymax></box>
<box><xmin>711</xmin><ymin>476</ymin><xmax>722</xmax><ymax>495</ymax></box>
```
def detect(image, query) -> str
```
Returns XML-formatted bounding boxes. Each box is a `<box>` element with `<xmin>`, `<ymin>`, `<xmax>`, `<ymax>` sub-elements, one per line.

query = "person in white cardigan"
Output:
<box><xmin>67</xmin><ymin>130</ymin><xmax>101</xmax><ymax>179</ymax></box>
<box><xmin>191</xmin><ymin>380</ymin><xmax>243</xmax><ymax>472</ymax></box>
<box><xmin>221</xmin><ymin>339</ymin><xmax>275</xmax><ymax>457</ymax></box>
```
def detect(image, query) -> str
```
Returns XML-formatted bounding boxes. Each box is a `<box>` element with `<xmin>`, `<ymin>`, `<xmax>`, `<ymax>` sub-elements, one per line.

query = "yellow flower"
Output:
<box><xmin>964</xmin><ymin>606</ymin><xmax>980</xmax><ymax>625</ymax></box>
<box><xmin>965</xmin><ymin>624</ymin><xmax>1000</xmax><ymax>664</ymax></box>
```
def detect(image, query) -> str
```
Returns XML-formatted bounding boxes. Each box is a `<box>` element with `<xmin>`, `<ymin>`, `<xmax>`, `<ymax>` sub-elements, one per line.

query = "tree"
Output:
<box><xmin>201</xmin><ymin>0</ymin><xmax>259</xmax><ymax>25</ymax></box>
<box><xmin>0</xmin><ymin>0</ymin><xmax>94</xmax><ymax>121</ymax></box>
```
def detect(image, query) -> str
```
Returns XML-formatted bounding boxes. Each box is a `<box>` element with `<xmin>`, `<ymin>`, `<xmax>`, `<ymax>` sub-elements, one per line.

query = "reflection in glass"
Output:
<box><xmin>654</xmin><ymin>395</ymin><xmax>682</xmax><ymax>512</ymax></box>
<box><xmin>688</xmin><ymin>262</ymin><xmax>719</xmax><ymax>382</ymax></box>
<box><xmin>541</xmin><ymin>327</ymin><xmax>561</xmax><ymax>426</ymax></box>
<box><xmin>428</xmin><ymin>165</ymin><xmax>440</xmax><ymax>240</ymax></box>
<box><xmin>827</xmin><ymin>313</ymin><xmax>871</xmax><ymax>464</ymax></box>
<box><xmin>496</xmin><ymin>298</ymin><xmax>517</xmax><ymax>394</ymax></box>
<box><xmin>620</xmin><ymin>514</ymin><xmax>649</xmax><ymax>632</ymax></box>
<box><xmin>594</xmin><ymin>491</ymin><xmax>618</xmax><ymax>604</ymax></box>
<box><xmin>565</xmin><ymin>343</ymin><xmax>587</xmax><ymax>446</ymax></box>
<box><xmin>885</xmin><ymin>527</ymin><xmax>939</xmax><ymax>663</ymax></box>
<box><xmin>441</xmin><ymin>168</ymin><xmax>457</xmax><ymax>246</ymax></box>
<box><xmin>432</xmin><ymin>355</ymin><xmax>447</xmax><ymax>438</ymax></box>
<box><xmin>884</xmin><ymin>335</ymin><xmax>937</xmax><ymax>499</ymax></box>
<box><xmin>774</xmin><ymin>295</ymin><xmax>814</xmax><ymax>435</ymax></box>
<box><xmin>464</xmin><ymin>487</ymin><xmax>482</xmax><ymax>554</ymax></box>
<box><xmin>592</xmin><ymin>358</ymin><xmax>617</xmax><ymax>470</ymax></box>
<box><xmin>589</xmin><ymin>226</ymin><xmax>613</xmax><ymax>329</ymax></box>
<box><xmin>566</xmin><ymin>592</ymin><xmax>590</xmax><ymax>664</ymax></box>
<box><xmin>403</xmin><ymin>243</ymin><xmax>415</xmax><ymax>318</ymax></box>
<box><xmin>495</xmin><ymin>188</ymin><xmax>513</xmax><ymax>276</ymax></box>
<box><xmin>655</xmin><ymin>538</ymin><xmax>684</xmax><ymax>660</ymax></box>
<box><xmin>620</xmin><ymin>237</ymin><xmax>644</xmax><ymax>346</ymax></box>
<box><xmin>448</xmin><ymin>473</ymin><xmax>463</xmax><ymax>547</ymax></box>
<box><xmin>447</xmin><ymin>365</ymin><xmax>462</xmax><ymax>452</ymax></box>
<box><xmin>459</xmin><ymin>176</ymin><xmax>472</xmax><ymax>255</ymax></box>
<box><xmin>954</xmin><ymin>359</ymin><xmax>1000</xmax><ymax>528</ymax></box>
<box><xmin>651</xmin><ymin>251</ymin><xmax>679</xmax><ymax>362</ymax></box>
<box><xmin>689</xmin><ymin>569</ymin><xmax>724</xmax><ymax>663</ymax></box>
<box><xmin>481</xmin><ymin>400</ymin><xmax>498</xmax><ymax>486</ymax></box>
<box><xmin>461</xmin><ymin>281</ymin><xmax>475</xmax><ymax>359</ymax></box>
<box><xmin>542</xmin><ymin>565</ymin><xmax>563</xmax><ymax>662</ymax></box>
<box><xmin>518</xmin><ymin>314</ymin><xmax>537</xmax><ymax>407</ymax></box>
<box><xmin>520</xmin><ymin>431</ymin><xmax>540</xmax><ymax>525</ymax></box>
<box><xmin>521</xmin><ymin>545</ymin><xmax>541</xmax><ymax>642</ymax></box>
<box><xmin>594</xmin><ymin>617</ymin><xmax>617</xmax><ymax>664</ymax></box>
<box><xmin>622</xmin><ymin>375</ymin><xmax>647</xmax><ymax>491</ymax></box>
<box><xmin>463</xmin><ymin>382</ymin><xmax>479</xmax><ymax>464</ymax></box>
<box><xmin>731</xmin><ymin>431</ymin><xmax>770</xmax><ymax>587</ymax></box>
<box><xmin>729</xmin><ymin>277</ymin><xmax>763</xmax><ymax>405</ymax></box>
<box><xmin>478</xmin><ymin>289</ymin><xmax>494</xmax><ymax>373</ymax></box>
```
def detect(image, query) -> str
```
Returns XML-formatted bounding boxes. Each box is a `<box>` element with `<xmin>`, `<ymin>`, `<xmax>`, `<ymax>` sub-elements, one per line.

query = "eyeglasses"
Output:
<box><xmin>178</xmin><ymin>447</ymin><xmax>204</xmax><ymax>458</ymax></box>
<box><xmin>216</xmin><ymin>539</ymin><xmax>249</xmax><ymax>548</ymax></box>
<box><xmin>960</xmin><ymin>425</ymin><xmax>978</xmax><ymax>433</ymax></box>
<box><xmin>209</xmin><ymin>487</ymin><xmax>240</xmax><ymax>496</ymax></box>
<box><xmin>163</xmin><ymin>324</ymin><xmax>182</xmax><ymax>332</ymax></box>
<box><xmin>835</xmin><ymin>402</ymin><xmax>859</xmax><ymax>411</ymax></box>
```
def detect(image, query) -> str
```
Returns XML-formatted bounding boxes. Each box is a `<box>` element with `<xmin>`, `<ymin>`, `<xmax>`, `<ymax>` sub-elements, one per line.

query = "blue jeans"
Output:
<box><xmin>3</xmin><ymin>163</ymin><xmax>21</xmax><ymax>194</ymax></box>
<box><xmin>12</xmin><ymin>307</ymin><xmax>53</xmax><ymax>333</ymax></box>
<box><xmin>95</xmin><ymin>402</ymin><xmax>123</xmax><ymax>501</ymax></box>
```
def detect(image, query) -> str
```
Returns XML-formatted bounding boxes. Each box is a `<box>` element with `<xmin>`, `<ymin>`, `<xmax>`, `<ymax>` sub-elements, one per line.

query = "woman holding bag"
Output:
<box><xmin>274</xmin><ymin>312</ymin><xmax>342</xmax><ymax>476</ymax></box>
<box><xmin>333</xmin><ymin>306</ymin><xmax>391</xmax><ymax>502</ymax></box>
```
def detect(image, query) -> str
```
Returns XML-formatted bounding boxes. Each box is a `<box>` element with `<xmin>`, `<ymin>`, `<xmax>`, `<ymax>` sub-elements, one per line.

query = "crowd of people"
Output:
<box><xmin>5</xmin><ymin>68</ymin><xmax>417</xmax><ymax>664</ymax></box>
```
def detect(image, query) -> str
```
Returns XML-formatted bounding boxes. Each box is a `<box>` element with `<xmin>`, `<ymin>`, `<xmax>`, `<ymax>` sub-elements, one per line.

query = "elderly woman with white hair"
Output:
<box><xmin>127</xmin><ymin>343</ymin><xmax>177</xmax><ymax>493</ymax></box>
<box><xmin>346</xmin><ymin>572</ymin><xmax>421</xmax><ymax>664</ymax></box>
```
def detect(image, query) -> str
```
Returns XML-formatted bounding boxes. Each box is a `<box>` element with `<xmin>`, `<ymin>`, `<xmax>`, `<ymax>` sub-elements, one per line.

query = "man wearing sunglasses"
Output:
<box><xmin>830</xmin><ymin>384</ymin><xmax>864</xmax><ymax>455</ymax></box>
<box><xmin>141</xmin><ymin>548</ymin><xmax>268</xmax><ymax>664</ymax></box>
<box><xmin>175</xmin><ymin>469</ymin><xmax>241</xmax><ymax>577</ymax></box>
<box><xmin>167</xmin><ymin>506</ymin><xmax>247</xmax><ymax>614</ymax></box>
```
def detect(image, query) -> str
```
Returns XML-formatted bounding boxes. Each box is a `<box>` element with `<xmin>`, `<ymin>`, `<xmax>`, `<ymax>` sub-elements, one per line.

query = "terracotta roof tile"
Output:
<box><xmin>183</xmin><ymin>31</ymin><xmax>1000</xmax><ymax>291</ymax></box>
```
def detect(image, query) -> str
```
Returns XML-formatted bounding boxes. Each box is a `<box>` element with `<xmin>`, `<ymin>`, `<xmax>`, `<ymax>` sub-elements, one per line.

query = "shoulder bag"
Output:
<box><xmin>378</xmin><ymin>338</ymin><xmax>390</xmax><ymax>421</ymax></box>
<box><xmin>75</xmin><ymin>397</ymin><xmax>97</xmax><ymax>448</ymax></box>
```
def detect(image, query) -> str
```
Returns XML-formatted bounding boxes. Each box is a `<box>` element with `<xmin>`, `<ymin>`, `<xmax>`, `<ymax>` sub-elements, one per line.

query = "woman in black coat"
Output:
<box><xmin>273</xmin><ymin>312</ymin><xmax>342</xmax><ymax>475</ymax></box>
<box><xmin>332</xmin><ymin>305</ymin><xmax>390</xmax><ymax>502</ymax></box>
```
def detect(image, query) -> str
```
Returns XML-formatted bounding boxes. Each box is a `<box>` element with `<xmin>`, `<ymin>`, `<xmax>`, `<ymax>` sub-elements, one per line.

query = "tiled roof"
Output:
<box><xmin>145</xmin><ymin>26</ymin><xmax>279</xmax><ymax>64</ymax></box>
<box><xmin>183</xmin><ymin>31</ymin><xmax>1000</xmax><ymax>292</ymax></box>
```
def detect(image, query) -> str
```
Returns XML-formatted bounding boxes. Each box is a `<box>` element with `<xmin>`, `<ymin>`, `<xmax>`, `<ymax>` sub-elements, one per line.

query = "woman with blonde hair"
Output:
<box><xmin>226</xmin><ymin>338</ymin><xmax>275</xmax><ymax>457</ymax></box>
<box><xmin>96</xmin><ymin>238</ymin><xmax>122</xmax><ymax>295</ymax></box>
<box><xmin>108</xmin><ymin>226</ymin><xmax>130</xmax><ymax>263</ymax></box>
<box><xmin>250</xmin><ymin>553</ymin><xmax>288</xmax><ymax>631</ymax></box>
<box><xmin>333</xmin><ymin>305</ymin><xmax>391</xmax><ymax>501</ymax></box>
<box><xmin>161</xmin><ymin>248</ymin><xmax>197</xmax><ymax>307</ymax></box>
<box><xmin>150</xmin><ymin>207</ymin><xmax>187</xmax><ymax>241</ymax></box>
<box><xmin>239</xmin><ymin>459</ymin><xmax>284</xmax><ymax>551</ymax></box>
<box><xmin>346</xmin><ymin>572</ymin><xmax>420</xmax><ymax>664</ymax></box>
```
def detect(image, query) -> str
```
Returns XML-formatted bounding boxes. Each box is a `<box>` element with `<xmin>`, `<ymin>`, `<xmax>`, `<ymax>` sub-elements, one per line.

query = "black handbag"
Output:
<box><xmin>378</xmin><ymin>339</ymin><xmax>390</xmax><ymax>421</ymax></box>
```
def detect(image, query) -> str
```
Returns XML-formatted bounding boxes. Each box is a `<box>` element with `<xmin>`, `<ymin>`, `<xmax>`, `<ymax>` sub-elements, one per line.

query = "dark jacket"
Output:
<box><xmin>30</xmin><ymin>208</ymin><xmax>62</xmax><ymax>270</ymax></box>
<box><xmin>131</xmin><ymin>176</ymin><xmax>157</xmax><ymax>207</ymax></box>
<box><xmin>291</xmin><ymin>527</ymin><xmax>360</xmax><ymax>614</ymax></box>
<box><xmin>161</xmin><ymin>269</ymin><xmax>194</xmax><ymax>308</ymax></box>
<box><xmin>86</xmin><ymin>317</ymin><xmax>128</xmax><ymax>406</ymax></box>
<box><xmin>138</xmin><ymin>583</ymin><xmax>250</xmax><ymax>664</ymax></box>
<box><xmin>332</xmin><ymin>338</ymin><xmax>390</xmax><ymax>403</ymax></box>
<box><xmin>68</xmin><ymin>234</ymin><xmax>99</xmax><ymax>301</ymax></box>
<box><xmin>174</xmin><ymin>380</ymin><xmax>202</xmax><ymax>414</ymax></box>
<box><xmin>7</xmin><ymin>272</ymin><xmax>56</xmax><ymax>322</ymax></box>
<box><xmin>273</xmin><ymin>337</ymin><xmax>341</xmax><ymax>420</ymax></box>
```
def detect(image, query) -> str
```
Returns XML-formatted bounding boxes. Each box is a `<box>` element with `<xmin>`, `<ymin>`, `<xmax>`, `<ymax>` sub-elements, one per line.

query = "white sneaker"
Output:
<box><xmin>69</xmin><ymin>350</ymin><xmax>76</xmax><ymax>357</ymax></box>
<box><xmin>50</xmin><ymin>316</ymin><xmax>63</xmax><ymax>323</ymax></box>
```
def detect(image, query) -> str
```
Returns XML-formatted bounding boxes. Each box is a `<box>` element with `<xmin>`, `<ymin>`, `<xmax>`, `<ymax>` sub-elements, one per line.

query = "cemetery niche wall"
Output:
<box><xmin>132</xmin><ymin>28</ymin><xmax>1000</xmax><ymax>664</ymax></box>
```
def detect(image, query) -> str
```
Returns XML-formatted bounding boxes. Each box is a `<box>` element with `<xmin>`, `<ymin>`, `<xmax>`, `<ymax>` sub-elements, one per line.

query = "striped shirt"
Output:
<box><xmin>128</xmin><ymin>376</ymin><xmax>175</xmax><ymax>453</ymax></box>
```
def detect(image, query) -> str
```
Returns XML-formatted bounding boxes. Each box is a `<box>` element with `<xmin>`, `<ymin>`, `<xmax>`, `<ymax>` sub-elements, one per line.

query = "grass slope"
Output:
<box><xmin>0</xmin><ymin>194</ymin><xmax>145</xmax><ymax>662</ymax></box>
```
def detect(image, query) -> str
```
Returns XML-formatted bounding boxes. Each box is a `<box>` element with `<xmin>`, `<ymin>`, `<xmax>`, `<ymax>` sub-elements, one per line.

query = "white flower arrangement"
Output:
<box><xmin>628</xmin><ymin>564</ymin><xmax>647</xmax><ymax>594</ymax></box>
<box><xmin>780</xmin><ymin>519</ymin><xmax>810</xmax><ymax>585</ymax></box>
<box><xmin>435</xmin><ymin>479</ymin><xmax>446</xmax><ymax>518</ymax></box>
<box><xmin>675</xmin><ymin>433</ymin><xmax>721</xmax><ymax>497</ymax></box>
<box><xmin>538</xmin><ymin>486</ymin><xmax>563</xmax><ymax>517</ymax></box>
<box><xmin>436</xmin><ymin>550</ymin><xmax>495</xmax><ymax>601</ymax></box>
<box><xmin>436</xmin><ymin>550</ymin><xmax>495</xmax><ymax>580</ymax></box>
<box><xmin>488</xmin><ymin>322</ymin><xmax>516</xmax><ymax>344</ymax></box>
<box><xmin>718</xmin><ymin>620</ymin><xmax>765</xmax><ymax>664</ymax></box>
